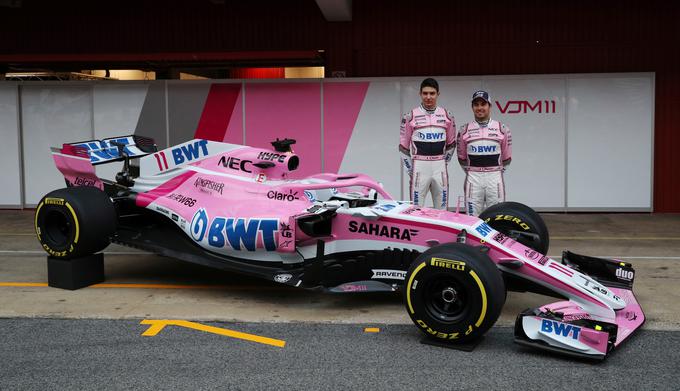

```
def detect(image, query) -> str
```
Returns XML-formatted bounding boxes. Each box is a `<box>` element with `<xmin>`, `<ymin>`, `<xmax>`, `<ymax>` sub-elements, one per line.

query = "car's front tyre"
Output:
<box><xmin>404</xmin><ymin>243</ymin><xmax>505</xmax><ymax>343</ymax></box>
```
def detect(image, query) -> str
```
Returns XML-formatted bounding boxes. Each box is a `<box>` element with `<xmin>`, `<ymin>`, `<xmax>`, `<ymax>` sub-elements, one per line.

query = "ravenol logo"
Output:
<box><xmin>475</xmin><ymin>222</ymin><xmax>492</xmax><ymax>237</ymax></box>
<box><xmin>190</xmin><ymin>208</ymin><xmax>278</xmax><ymax>251</ymax></box>
<box><xmin>540</xmin><ymin>319</ymin><xmax>581</xmax><ymax>340</ymax></box>
<box><xmin>172</xmin><ymin>140</ymin><xmax>209</xmax><ymax>165</ymax></box>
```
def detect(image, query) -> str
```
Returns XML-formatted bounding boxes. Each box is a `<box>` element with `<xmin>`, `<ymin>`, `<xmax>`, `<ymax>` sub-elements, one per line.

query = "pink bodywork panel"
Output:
<box><xmin>52</xmin><ymin>146</ymin><xmax>104</xmax><ymax>190</ymax></box>
<box><xmin>539</xmin><ymin>285</ymin><xmax>645</xmax><ymax>352</ymax></box>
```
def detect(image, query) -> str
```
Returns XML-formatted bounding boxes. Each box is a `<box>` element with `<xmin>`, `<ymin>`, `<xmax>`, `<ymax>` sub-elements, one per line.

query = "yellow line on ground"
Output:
<box><xmin>0</xmin><ymin>282</ymin><xmax>290</xmax><ymax>291</ymax></box>
<box><xmin>552</xmin><ymin>236</ymin><xmax>680</xmax><ymax>240</ymax></box>
<box><xmin>140</xmin><ymin>319</ymin><xmax>286</xmax><ymax>347</ymax></box>
<box><xmin>90</xmin><ymin>283</ymin><xmax>231</xmax><ymax>289</ymax></box>
<box><xmin>364</xmin><ymin>327</ymin><xmax>380</xmax><ymax>333</ymax></box>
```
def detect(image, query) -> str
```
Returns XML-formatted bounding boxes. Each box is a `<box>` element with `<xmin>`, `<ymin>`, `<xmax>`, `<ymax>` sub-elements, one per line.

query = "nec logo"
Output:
<box><xmin>172</xmin><ymin>140</ymin><xmax>209</xmax><ymax>165</ymax></box>
<box><xmin>541</xmin><ymin>319</ymin><xmax>581</xmax><ymax>340</ymax></box>
<box><xmin>417</xmin><ymin>132</ymin><xmax>444</xmax><ymax>140</ymax></box>
<box><xmin>470</xmin><ymin>145</ymin><xmax>496</xmax><ymax>153</ymax></box>
<box><xmin>495</xmin><ymin>100</ymin><xmax>556</xmax><ymax>114</ymax></box>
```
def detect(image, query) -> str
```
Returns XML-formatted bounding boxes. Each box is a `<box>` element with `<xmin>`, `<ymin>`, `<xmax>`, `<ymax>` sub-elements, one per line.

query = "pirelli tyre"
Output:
<box><xmin>479</xmin><ymin>201</ymin><xmax>550</xmax><ymax>254</ymax></box>
<box><xmin>404</xmin><ymin>243</ymin><xmax>505</xmax><ymax>343</ymax></box>
<box><xmin>35</xmin><ymin>187</ymin><xmax>116</xmax><ymax>259</ymax></box>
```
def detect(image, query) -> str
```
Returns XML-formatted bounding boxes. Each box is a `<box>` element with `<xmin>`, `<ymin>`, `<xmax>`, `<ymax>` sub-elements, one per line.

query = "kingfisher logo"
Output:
<box><xmin>496</xmin><ymin>100</ymin><xmax>557</xmax><ymax>114</ymax></box>
<box><xmin>190</xmin><ymin>208</ymin><xmax>278</xmax><ymax>251</ymax></box>
<box><xmin>541</xmin><ymin>319</ymin><xmax>581</xmax><ymax>340</ymax></box>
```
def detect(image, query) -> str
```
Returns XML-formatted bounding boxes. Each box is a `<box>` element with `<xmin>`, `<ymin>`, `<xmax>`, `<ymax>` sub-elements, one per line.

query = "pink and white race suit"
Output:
<box><xmin>399</xmin><ymin>105</ymin><xmax>455</xmax><ymax>209</ymax></box>
<box><xmin>457</xmin><ymin>119</ymin><xmax>512</xmax><ymax>216</ymax></box>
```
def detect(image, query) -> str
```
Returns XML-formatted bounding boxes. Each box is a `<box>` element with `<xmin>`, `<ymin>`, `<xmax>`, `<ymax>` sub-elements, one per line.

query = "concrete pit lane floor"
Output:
<box><xmin>1</xmin><ymin>209</ymin><xmax>680</xmax><ymax>389</ymax></box>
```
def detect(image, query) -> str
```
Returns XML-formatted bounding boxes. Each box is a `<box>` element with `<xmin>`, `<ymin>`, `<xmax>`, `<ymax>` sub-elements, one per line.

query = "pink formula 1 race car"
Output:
<box><xmin>35</xmin><ymin>136</ymin><xmax>644</xmax><ymax>360</ymax></box>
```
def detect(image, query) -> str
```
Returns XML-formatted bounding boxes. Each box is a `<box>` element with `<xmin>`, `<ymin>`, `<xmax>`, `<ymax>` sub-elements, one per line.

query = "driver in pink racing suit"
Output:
<box><xmin>457</xmin><ymin>90</ymin><xmax>512</xmax><ymax>216</ymax></box>
<box><xmin>399</xmin><ymin>78</ymin><xmax>456</xmax><ymax>209</ymax></box>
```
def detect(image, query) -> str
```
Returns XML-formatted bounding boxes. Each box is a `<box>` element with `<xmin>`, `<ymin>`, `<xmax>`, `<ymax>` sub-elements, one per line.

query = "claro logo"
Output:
<box><xmin>495</xmin><ymin>100</ymin><xmax>557</xmax><ymax>114</ymax></box>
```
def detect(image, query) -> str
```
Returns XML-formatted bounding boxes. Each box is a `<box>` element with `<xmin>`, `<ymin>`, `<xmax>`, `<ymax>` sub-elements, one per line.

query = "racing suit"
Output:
<box><xmin>457</xmin><ymin>119</ymin><xmax>512</xmax><ymax>216</ymax></box>
<box><xmin>399</xmin><ymin>105</ymin><xmax>455</xmax><ymax>209</ymax></box>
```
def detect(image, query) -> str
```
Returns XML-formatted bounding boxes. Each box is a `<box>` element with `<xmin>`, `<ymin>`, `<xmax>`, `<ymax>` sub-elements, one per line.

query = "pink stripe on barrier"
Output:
<box><xmin>195</xmin><ymin>84</ymin><xmax>242</xmax><ymax>142</ymax></box>
<box><xmin>323</xmin><ymin>82</ymin><xmax>369</xmax><ymax>173</ymax></box>
<box><xmin>245</xmin><ymin>83</ymin><xmax>321</xmax><ymax>177</ymax></box>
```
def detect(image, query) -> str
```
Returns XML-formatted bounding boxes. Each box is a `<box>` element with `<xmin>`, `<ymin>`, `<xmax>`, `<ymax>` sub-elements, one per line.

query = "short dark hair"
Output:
<box><xmin>420</xmin><ymin>78</ymin><xmax>439</xmax><ymax>93</ymax></box>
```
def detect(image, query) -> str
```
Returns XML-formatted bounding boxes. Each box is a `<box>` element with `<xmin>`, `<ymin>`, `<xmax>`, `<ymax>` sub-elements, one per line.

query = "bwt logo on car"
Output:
<box><xmin>74</xmin><ymin>137</ymin><xmax>134</xmax><ymax>163</ymax></box>
<box><xmin>190</xmin><ymin>208</ymin><xmax>278</xmax><ymax>251</ymax></box>
<box><xmin>495</xmin><ymin>100</ymin><xmax>556</xmax><ymax>114</ymax></box>
<box><xmin>541</xmin><ymin>319</ymin><xmax>581</xmax><ymax>340</ymax></box>
<box><xmin>172</xmin><ymin>140</ymin><xmax>209</xmax><ymax>165</ymax></box>
<box><xmin>475</xmin><ymin>222</ymin><xmax>492</xmax><ymax>237</ymax></box>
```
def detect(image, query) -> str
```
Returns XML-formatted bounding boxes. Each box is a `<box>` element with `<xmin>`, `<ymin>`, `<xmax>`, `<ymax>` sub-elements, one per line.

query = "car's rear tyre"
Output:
<box><xmin>479</xmin><ymin>201</ymin><xmax>550</xmax><ymax>254</ymax></box>
<box><xmin>404</xmin><ymin>243</ymin><xmax>505</xmax><ymax>343</ymax></box>
<box><xmin>35</xmin><ymin>187</ymin><xmax>116</xmax><ymax>259</ymax></box>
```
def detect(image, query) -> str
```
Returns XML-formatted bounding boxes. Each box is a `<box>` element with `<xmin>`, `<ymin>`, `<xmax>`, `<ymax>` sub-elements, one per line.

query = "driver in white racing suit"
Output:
<box><xmin>457</xmin><ymin>90</ymin><xmax>512</xmax><ymax>216</ymax></box>
<box><xmin>399</xmin><ymin>78</ymin><xmax>456</xmax><ymax>209</ymax></box>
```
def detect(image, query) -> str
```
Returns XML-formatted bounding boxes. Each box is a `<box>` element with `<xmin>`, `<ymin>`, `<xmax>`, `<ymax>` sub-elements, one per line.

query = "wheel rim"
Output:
<box><xmin>423</xmin><ymin>275</ymin><xmax>468</xmax><ymax>323</ymax></box>
<box><xmin>44</xmin><ymin>210</ymin><xmax>72</xmax><ymax>247</ymax></box>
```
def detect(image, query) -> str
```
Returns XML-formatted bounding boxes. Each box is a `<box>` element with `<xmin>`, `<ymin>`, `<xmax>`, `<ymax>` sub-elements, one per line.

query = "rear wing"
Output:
<box><xmin>61</xmin><ymin>135</ymin><xmax>157</xmax><ymax>165</ymax></box>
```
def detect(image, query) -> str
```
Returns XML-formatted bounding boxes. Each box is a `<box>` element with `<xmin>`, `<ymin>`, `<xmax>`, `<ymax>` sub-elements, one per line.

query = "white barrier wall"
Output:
<box><xmin>0</xmin><ymin>84</ymin><xmax>22</xmax><ymax>207</ymax></box>
<box><xmin>566</xmin><ymin>76</ymin><xmax>653</xmax><ymax>209</ymax></box>
<box><xmin>8</xmin><ymin>73</ymin><xmax>654</xmax><ymax>211</ymax></box>
<box><xmin>21</xmin><ymin>85</ymin><xmax>93</xmax><ymax>205</ymax></box>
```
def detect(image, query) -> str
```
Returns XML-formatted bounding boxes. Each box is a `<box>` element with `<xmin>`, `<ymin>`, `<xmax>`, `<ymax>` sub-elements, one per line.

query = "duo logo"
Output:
<box><xmin>172</xmin><ymin>139</ymin><xmax>209</xmax><ymax>165</ymax></box>
<box><xmin>540</xmin><ymin>319</ymin><xmax>581</xmax><ymax>340</ymax></box>
<box><xmin>190</xmin><ymin>208</ymin><xmax>278</xmax><ymax>251</ymax></box>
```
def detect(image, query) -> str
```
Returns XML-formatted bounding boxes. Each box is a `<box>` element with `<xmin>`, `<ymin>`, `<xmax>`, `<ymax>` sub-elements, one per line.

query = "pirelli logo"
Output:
<box><xmin>44</xmin><ymin>198</ymin><xmax>65</xmax><ymax>206</ymax></box>
<box><xmin>431</xmin><ymin>257</ymin><xmax>466</xmax><ymax>271</ymax></box>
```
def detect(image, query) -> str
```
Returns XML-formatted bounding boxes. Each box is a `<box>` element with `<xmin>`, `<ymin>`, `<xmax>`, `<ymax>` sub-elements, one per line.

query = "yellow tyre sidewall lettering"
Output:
<box><xmin>469</xmin><ymin>270</ymin><xmax>488</xmax><ymax>327</ymax></box>
<box><xmin>34</xmin><ymin>201</ymin><xmax>44</xmax><ymax>241</ymax></box>
<box><xmin>36</xmin><ymin>199</ymin><xmax>80</xmax><ymax>257</ymax></box>
<box><xmin>416</xmin><ymin>319</ymin><xmax>461</xmax><ymax>340</ymax></box>
<box><xmin>430</xmin><ymin>257</ymin><xmax>466</xmax><ymax>271</ymax></box>
<box><xmin>492</xmin><ymin>214</ymin><xmax>530</xmax><ymax>231</ymax></box>
<box><xmin>406</xmin><ymin>261</ymin><xmax>427</xmax><ymax>314</ymax></box>
<box><xmin>409</xmin><ymin>259</ymin><xmax>490</xmax><ymax>337</ymax></box>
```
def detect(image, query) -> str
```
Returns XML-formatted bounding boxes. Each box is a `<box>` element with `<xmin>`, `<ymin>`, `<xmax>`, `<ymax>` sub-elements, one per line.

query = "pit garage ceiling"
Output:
<box><xmin>315</xmin><ymin>0</ymin><xmax>352</xmax><ymax>21</ymax></box>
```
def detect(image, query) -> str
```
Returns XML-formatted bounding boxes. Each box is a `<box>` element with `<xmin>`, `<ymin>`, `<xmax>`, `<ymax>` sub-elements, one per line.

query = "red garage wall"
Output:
<box><xmin>1</xmin><ymin>0</ymin><xmax>678</xmax><ymax>210</ymax></box>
